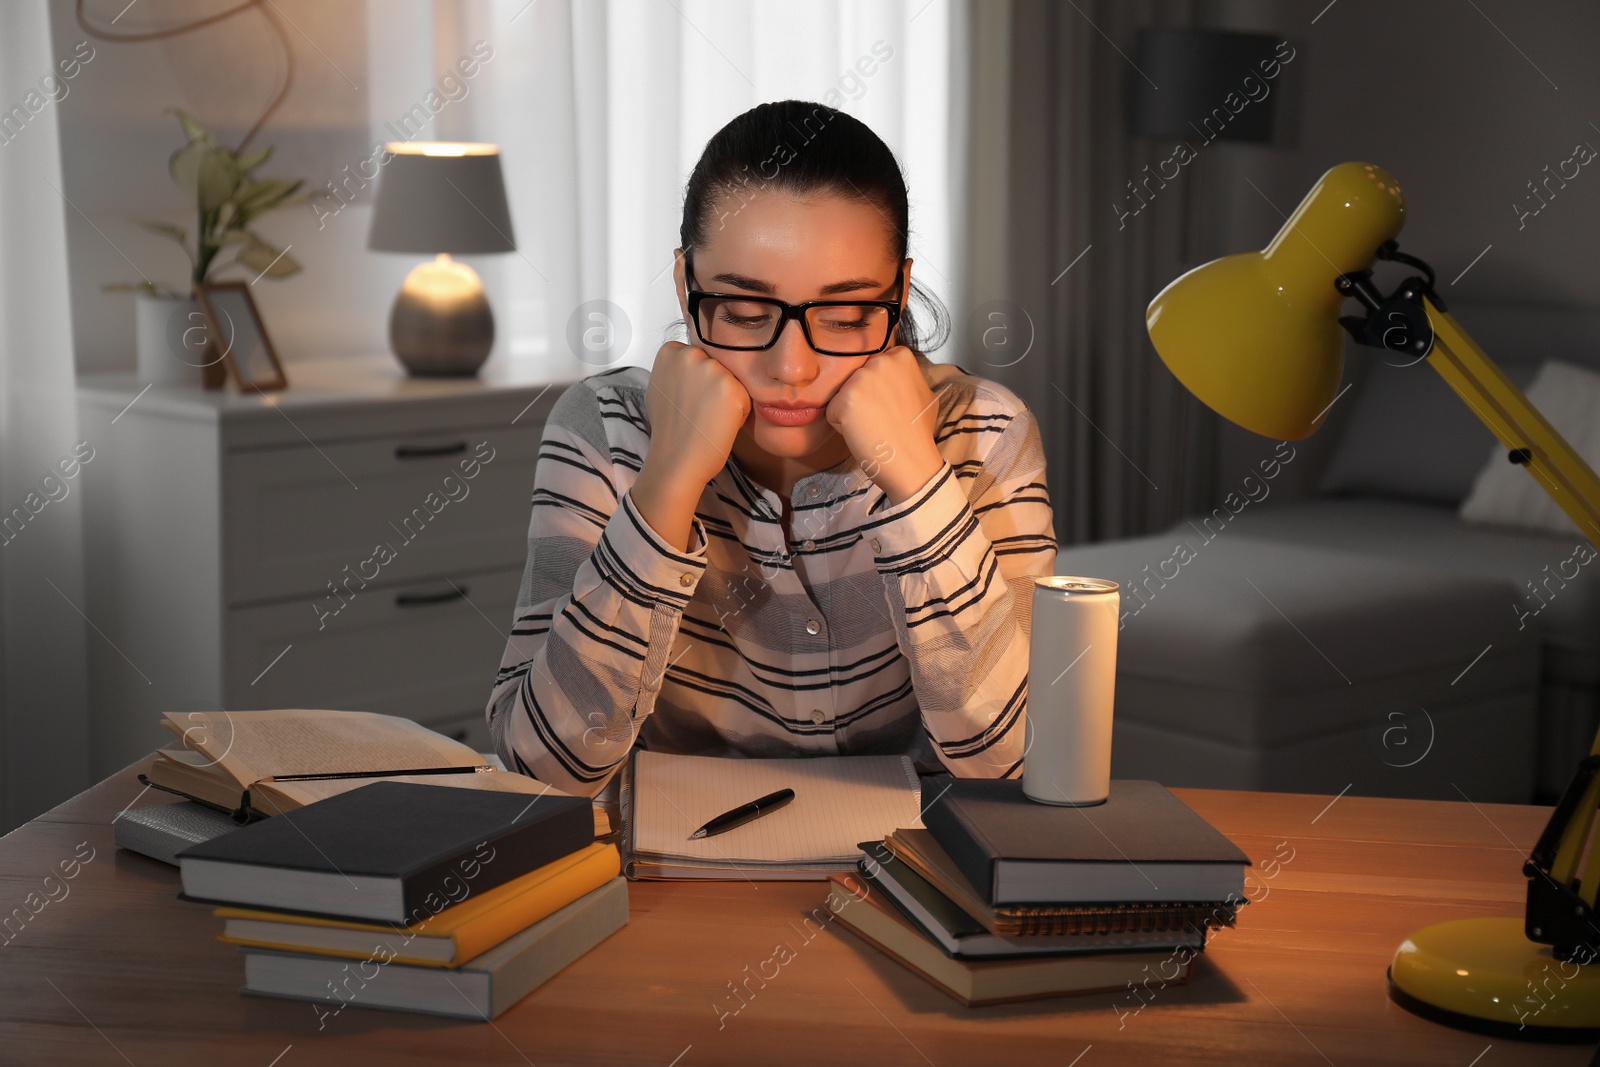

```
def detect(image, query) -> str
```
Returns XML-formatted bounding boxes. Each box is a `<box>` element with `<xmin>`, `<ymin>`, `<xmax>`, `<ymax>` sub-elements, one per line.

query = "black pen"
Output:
<box><xmin>688</xmin><ymin>788</ymin><xmax>796</xmax><ymax>840</ymax></box>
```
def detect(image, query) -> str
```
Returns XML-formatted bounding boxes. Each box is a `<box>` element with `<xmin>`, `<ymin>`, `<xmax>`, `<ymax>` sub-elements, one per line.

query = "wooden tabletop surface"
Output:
<box><xmin>0</xmin><ymin>755</ymin><xmax>1590</xmax><ymax>1066</ymax></box>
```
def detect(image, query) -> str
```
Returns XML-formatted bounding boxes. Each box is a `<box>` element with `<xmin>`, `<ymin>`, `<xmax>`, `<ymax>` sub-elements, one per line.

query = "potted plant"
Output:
<box><xmin>109</xmin><ymin>108</ymin><xmax>306</xmax><ymax>384</ymax></box>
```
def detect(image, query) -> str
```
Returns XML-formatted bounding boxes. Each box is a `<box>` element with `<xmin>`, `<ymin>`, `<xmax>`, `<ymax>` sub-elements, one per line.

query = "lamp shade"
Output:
<box><xmin>368</xmin><ymin>142</ymin><xmax>516</xmax><ymax>255</ymax></box>
<box><xmin>1145</xmin><ymin>161</ymin><xmax>1407</xmax><ymax>440</ymax></box>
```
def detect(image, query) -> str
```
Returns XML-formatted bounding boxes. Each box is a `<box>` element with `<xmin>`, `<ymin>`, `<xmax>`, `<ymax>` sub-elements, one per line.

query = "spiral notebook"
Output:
<box><xmin>621</xmin><ymin>750</ymin><xmax>924</xmax><ymax>880</ymax></box>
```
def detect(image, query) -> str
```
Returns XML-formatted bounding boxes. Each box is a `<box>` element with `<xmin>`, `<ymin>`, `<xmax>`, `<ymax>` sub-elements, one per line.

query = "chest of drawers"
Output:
<box><xmin>76</xmin><ymin>356</ymin><xmax>567</xmax><ymax>779</ymax></box>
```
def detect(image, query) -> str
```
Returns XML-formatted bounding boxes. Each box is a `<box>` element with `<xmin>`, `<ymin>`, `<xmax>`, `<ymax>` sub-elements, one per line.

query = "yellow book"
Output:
<box><xmin>214</xmin><ymin>842</ymin><xmax>619</xmax><ymax>967</ymax></box>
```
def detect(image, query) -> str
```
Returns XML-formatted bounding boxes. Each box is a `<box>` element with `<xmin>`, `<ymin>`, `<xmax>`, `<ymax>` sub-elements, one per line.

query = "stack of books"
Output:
<box><xmin>828</xmin><ymin>778</ymin><xmax>1253</xmax><ymax>1006</ymax></box>
<box><xmin>175</xmin><ymin>778</ymin><xmax>627</xmax><ymax>1021</ymax></box>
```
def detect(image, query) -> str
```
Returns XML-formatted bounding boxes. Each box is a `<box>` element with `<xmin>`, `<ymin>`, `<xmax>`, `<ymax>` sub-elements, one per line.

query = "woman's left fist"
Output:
<box><xmin>825</xmin><ymin>347</ymin><xmax>945</xmax><ymax>504</ymax></box>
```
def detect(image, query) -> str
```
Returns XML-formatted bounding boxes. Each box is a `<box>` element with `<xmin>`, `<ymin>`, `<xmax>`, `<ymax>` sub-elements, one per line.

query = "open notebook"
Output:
<box><xmin>621</xmin><ymin>750</ymin><xmax>924</xmax><ymax>880</ymax></box>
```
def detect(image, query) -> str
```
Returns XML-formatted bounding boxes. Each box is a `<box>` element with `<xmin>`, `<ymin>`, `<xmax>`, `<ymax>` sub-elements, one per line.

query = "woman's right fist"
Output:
<box><xmin>643</xmin><ymin>341</ymin><xmax>751</xmax><ymax>487</ymax></box>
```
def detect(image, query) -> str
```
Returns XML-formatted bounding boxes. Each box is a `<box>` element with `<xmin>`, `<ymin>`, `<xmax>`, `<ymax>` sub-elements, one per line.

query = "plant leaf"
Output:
<box><xmin>195</xmin><ymin>148</ymin><xmax>238</xmax><ymax>213</ymax></box>
<box><xmin>170</xmin><ymin>140</ymin><xmax>240</xmax><ymax>210</ymax></box>
<box><xmin>236</xmin><ymin>145</ymin><xmax>271</xmax><ymax>173</ymax></box>
<box><xmin>237</xmin><ymin>235</ymin><xmax>301</xmax><ymax>278</ymax></box>
<box><xmin>233</xmin><ymin>178</ymin><xmax>305</xmax><ymax>224</ymax></box>
<box><xmin>165</xmin><ymin>107</ymin><xmax>212</xmax><ymax>145</ymax></box>
<box><xmin>236</xmin><ymin>177</ymin><xmax>301</xmax><ymax>208</ymax></box>
<box><xmin>102</xmin><ymin>280</ymin><xmax>185</xmax><ymax>298</ymax></box>
<box><xmin>137</xmin><ymin>220</ymin><xmax>187</xmax><ymax>244</ymax></box>
<box><xmin>230</xmin><ymin>179</ymin><xmax>267</xmax><ymax>207</ymax></box>
<box><xmin>168</xmin><ymin>139</ymin><xmax>208</xmax><ymax>198</ymax></box>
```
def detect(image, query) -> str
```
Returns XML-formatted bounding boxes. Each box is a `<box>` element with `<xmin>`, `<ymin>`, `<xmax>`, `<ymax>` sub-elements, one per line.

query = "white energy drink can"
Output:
<box><xmin>1024</xmin><ymin>576</ymin><xmax>1120</xmax><ymax>806</ymax></box>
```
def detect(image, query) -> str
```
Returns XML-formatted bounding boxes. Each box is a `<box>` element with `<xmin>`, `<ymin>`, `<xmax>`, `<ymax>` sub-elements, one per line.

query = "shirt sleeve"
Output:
<box><xmin>859</xmin><ymin>399</ymin><xmax>1057</xmax><ymax>779</ymax></box>
<box><xmin>485</xmin><ymin>380</ymin><xmax>708</xmax><ymax>798</ymax></box>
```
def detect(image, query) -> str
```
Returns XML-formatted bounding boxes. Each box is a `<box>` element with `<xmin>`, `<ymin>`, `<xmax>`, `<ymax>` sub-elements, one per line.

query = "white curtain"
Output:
<box><xmin>0</xmin><ymin>1</ymin><xmax>93</xmax><ymax>832</ymax></box>
<box><xmin>431</xmin><ymin>0</ymin><xmax>963</xmax><ymax>379</ymax></box>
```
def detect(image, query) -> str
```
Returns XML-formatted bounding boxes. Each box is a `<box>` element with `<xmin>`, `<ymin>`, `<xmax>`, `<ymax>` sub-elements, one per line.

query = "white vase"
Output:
<box><xmin>135</xmin><ymin>293</ymin><xmax>211</xmax><ymax>384</ymax></box>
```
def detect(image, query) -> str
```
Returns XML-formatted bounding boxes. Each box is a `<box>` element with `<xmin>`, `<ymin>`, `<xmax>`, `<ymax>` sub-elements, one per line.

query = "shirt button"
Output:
<box><xmin>870</xmin><ymin>538</ymin><xmax>882</xmax><ymax>553</ymax></box>
<box><xmin>807</xmin><ymin>485</ymin><xmax>821</xmax><ymax>498</ymax></box>
<box><xmin>805</xmin><ymin>618</ymin><xmax>822</xmax><ymax>635</ymax></box>
<box><xmin>801</xmin><ymin>539</ymin><xmax>816</xmax><ymax>552</ymax></box>
<box><xmin>810</xmin><ymin>709</ymin><xmax>826</xmax><ymax>724</ymax></box>
<box><xmin>678</xmin><ymin>573</ymin><xmax>694</xmax><ymax>587</ymax></box>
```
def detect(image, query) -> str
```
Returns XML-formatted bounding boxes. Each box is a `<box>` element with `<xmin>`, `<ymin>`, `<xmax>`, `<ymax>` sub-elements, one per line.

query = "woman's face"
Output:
<box><xmin>674</xmin><ymin>190</ymin><xmax>911</xmax><ymax>465</ymax></box>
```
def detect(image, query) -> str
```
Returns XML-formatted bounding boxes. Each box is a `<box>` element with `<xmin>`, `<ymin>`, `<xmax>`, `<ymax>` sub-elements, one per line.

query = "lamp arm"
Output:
<box><xmin>1523</xmin><ymin>753</ymin><xmax>1600</xmax><ymax>961</ymax></box>
<box><xmin>1337</xmin><ymin>273</ymin><xmax>1600</xmax><ymax>546</ymax></box>
<box><xmin>1421</xmin><ymin>299</ymin><xmax>1600</xmax><ymax>546</ymax></box>
<box><xmin>1416</xmin><ymin>297</ymin><xmax>1600</xmax><ymax>958</ymax></box>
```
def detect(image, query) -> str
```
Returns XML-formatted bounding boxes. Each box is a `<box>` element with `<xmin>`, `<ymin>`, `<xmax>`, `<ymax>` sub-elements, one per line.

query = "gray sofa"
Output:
<box><xmin>1052</xmin><ymin>301</ymin><xmax>1600</xmax><ymax>804</ymax></box>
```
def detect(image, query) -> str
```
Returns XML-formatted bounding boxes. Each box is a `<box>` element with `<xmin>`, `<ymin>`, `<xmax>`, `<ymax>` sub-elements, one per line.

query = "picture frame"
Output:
<box><xmin>193</xmin><ymin>281</ymin><xmax>288</xmax><ymax>393</ymax></box>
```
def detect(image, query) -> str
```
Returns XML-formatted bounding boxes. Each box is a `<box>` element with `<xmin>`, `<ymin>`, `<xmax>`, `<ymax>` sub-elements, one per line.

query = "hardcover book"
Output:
<box><xmin>177</xmin><ymin>779</ymin><xmax>594</xmax><ymax>923</ymax></box>
<box><xmin>921</xmin><ymin>778</ymin><xmax>1251</xmax><ymax>905</ymax></box>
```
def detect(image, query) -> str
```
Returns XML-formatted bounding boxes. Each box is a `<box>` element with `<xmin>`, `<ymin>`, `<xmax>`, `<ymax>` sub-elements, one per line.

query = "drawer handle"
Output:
<box><xmin>394</xmin><ymin>440</ymin><xmax>469</xmax><ymax>459</ymax></box>
<box><xmin>396</xmin><ymin>585</ymin><xmax>468</xmax><ymax>607</ymax></box>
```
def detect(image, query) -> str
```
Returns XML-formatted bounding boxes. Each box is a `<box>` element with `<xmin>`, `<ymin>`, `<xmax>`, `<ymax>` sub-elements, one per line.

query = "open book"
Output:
<box><xmin>621</xmin><ymin>749</ymin><xmax>924</xmax><ymax>880</ymax></box>
<box><xmin>143</xmin><ymin>709</ymin><xmax>612</xmax><ymax>836</ymax></box>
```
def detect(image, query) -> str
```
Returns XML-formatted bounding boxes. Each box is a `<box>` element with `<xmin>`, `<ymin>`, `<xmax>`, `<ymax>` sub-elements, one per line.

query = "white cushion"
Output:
<box><xmin>1459</xmin><ymin>360</ymin><xmax>1600</xmax><ymax>536</ymax></box>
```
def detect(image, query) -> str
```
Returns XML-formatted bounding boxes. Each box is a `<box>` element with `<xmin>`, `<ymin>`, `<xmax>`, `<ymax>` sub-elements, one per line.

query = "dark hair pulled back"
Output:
<box><xmin>677</xmin><ymin>99</ymin><xmax>950</xmax><ymax>359</ymax></box>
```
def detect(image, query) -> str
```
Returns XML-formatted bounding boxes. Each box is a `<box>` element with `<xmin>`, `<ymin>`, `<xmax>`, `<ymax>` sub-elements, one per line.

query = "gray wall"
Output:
<box><xmin>1199</xmin><ymin>0</ymin><xmax>1600</xmax><ymax>503</ymax></box>
<box><xmin>46</xmin><ymin>1</ymin><xmax>429</xmax><ymax>376</ymax></box>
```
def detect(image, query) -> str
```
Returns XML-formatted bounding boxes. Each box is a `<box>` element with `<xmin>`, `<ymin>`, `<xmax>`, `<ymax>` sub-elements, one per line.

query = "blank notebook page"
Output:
<box><xmin>631</xmin><ymin>751</ymin><xmax>924</xmax><ymax>865</ymax></box>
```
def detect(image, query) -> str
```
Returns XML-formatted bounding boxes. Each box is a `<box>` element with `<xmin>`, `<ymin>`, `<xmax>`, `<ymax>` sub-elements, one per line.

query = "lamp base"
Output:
<box><xmin>1387</xmin><ymin>917</ymin><xmax>1600</xmax><ymax>1042</ymax></box>
<box><xmin>388</xmin><ymin>254</ymin><xmax>494</xmax><ymax>376</ymax></box>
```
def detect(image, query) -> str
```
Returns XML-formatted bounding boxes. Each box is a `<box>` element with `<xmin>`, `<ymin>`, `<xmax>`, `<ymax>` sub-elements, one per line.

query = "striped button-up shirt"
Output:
<box><xmin>486</xmin><ymin>358</ymin><xmax>1057</xmax><ymax>800</ymax></box>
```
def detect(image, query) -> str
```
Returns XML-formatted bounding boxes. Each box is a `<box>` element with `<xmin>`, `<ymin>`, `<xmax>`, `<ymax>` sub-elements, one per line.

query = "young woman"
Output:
<box><xmin>486</xmin><ymin>100</ymin><xmax>1056</xmax><ymax>801</ymax></box>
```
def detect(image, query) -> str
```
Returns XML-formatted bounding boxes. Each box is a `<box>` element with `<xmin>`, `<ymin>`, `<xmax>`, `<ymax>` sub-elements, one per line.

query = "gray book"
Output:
<box><xmin>237</xmin><ymin>876</ymin><xmax>628</xmax><ymax>1021</ymax></box>
<box><xmin>113</xmin><ymin>800</ymin><xmax>246</xmax><ymax>867</ymax></box>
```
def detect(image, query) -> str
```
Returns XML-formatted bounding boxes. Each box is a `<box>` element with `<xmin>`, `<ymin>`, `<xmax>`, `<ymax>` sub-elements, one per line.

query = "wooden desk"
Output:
<box><xmin>0</xmin><ymin>756</ymin><xmax>1590</xmax><ymax>1066</ymax></box>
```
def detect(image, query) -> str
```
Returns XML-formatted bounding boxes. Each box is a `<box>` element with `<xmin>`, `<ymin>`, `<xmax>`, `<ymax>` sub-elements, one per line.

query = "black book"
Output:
<box><xmin>921</xmin><ymin>779</ymin><xmax>1251</xmax><ymax>906</ymax></box>
<box><xmin>177</xmin><ymin>779</ymin><xmax>593</xmax><ymax>923</ymax></box>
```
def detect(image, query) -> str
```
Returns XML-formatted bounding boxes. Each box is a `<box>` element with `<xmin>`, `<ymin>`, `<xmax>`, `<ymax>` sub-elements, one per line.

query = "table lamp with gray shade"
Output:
<box><xmin>368</xmin><ymin>142</ymin><xmax>516</xmax><ymax>376</ymax></box>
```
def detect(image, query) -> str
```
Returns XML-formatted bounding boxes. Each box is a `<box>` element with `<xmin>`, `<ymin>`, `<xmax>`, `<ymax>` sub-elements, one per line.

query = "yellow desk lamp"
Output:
<box><xmin>1145</xmin><ymin>161</ymin><xmax>1600</xmax><ymax>1041</ymax></box>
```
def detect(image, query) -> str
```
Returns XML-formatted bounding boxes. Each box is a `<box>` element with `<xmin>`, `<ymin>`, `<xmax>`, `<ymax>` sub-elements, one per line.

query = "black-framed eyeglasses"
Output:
<box><xmin>685</xmin><ymin>258</ymin><xmax>905</xmax><ymax>356</ymax></box>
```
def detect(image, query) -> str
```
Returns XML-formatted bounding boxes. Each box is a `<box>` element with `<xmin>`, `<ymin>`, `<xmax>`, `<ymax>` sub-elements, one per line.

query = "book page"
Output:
<box><xmin>630</xmin><ymin>751</ymin><xmax>923</xmax><ymax>867</ymax></box>
<box><xmin>161</xmin><ymin>709</ymin><xmax>487</xmax><ymax>788</ymax></box>
<box><xmin>145</xmin><ymin>746</ymin><xmax>243</xmax><ymax>810</ymax></box>
<box><xmin>154</xmin><ymin>745</ymin><xmax>215</xmax><ymax>768</ymax></box>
